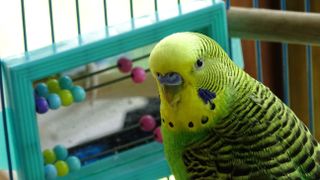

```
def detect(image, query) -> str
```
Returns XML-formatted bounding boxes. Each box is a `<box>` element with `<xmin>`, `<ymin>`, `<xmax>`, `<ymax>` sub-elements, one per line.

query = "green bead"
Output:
<box><xmin>58</xmin><ymin>90</ymin><xmax>74</xmax><ymax>106</ymax></box>
<box><xmin>43</xmin><ymin>149</ymin><xmax>56</xmax><ymax>164</ymax></box>
<box><xmin>55</xmin><ymin>160</ymin><xmax>69</xmax><ymax>176</ymax></box>
<box><xmin>47</xmin><ymin>79</ymin><xmax>61</xmax><ymax>93</ymax></box>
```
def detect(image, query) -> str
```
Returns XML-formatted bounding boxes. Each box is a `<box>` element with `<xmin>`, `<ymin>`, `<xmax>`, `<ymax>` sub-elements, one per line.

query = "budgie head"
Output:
<box><xmin>149</xmin><ymin>32</ymin><xmax>238</xmax><ymax>134</ymax></box>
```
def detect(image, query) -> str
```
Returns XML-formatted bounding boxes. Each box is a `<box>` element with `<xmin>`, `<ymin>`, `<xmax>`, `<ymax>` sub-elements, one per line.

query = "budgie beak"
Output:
<box><xmin>157</xmin><ymin>72</ymin><xmax>183</xmax><ymax>105</ymax></box>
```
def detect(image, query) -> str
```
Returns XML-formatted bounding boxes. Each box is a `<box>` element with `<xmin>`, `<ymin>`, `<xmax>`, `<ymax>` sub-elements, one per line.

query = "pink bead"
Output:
<box><xmin>131</xmin><ymin>67</ymin><xmax>146</xmax><ymax>83</ymax></box>
<box><xmin>153</xmin><ymin>127</ymin><xmax>162</xmax><ymax>143</ymax></box>
<box><xmin>117</xmin><ymin>57</ymin><xmax>132</xmax><ymax>73</ymax></box>
<box><xmin>139</xmin><ymin>115</ymin><xmax>156</xmax><ymax>132</ymax></box>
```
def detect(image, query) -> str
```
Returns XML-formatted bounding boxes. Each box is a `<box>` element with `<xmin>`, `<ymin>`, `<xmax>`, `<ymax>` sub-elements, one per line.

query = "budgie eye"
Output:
<box><xmin>194</xmin><ymin>58</ymin><xmax>204</xmax><ymax>70</ymax></box>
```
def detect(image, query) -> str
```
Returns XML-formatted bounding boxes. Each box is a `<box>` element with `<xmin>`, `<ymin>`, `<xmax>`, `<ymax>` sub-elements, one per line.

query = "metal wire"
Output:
<box><xmin>253</xmin><ymin>0</ymin><xmax>263</xmax><ymax>82</ymax></box>
<box><xmin>103</xmin><ymin>0</ymin><xmax>108</xmax><ymax>26</ymax></box>
<box><xmin>154</xmin><ymin>0</ymin><xmax>159</xmax><ymax>21</ymax></box>
<box><xmin>75</xmin><ymin>0</ymin><xmax>81</xmax><ymax>35</ymax></box>
<box><xmin>129</xmin><ymin>0</ymin><xmax>134</xmax><ymax>19</ymax></box>
<box><xmin>73</xmin><ymin>54</ymin><xmax>150</xmax><ymax>82</ymax></box>
<box><xmin>84</xmin><ymin>69</ymin><xmax>150</xmax><ymax>92</ymax></box>
<box><xmin>154</xmin><ymin>0</ymin><xmax>158</xmax><ymax>12</ymax></box>
<box><xmin>129</xmin><ymin>0</ymin><xmax>135</xmax><ymax>29</ymax></box>
<box><xmin>48</xmin><ymin>0</ymin><xmax>55</xmax><ymax>43</ymax></box>
<box><xmin>20</xmin><ymin>0</ymin><xmax>28</xmax><ymax>52</ymax></box>
<box><xmin>280</xmin><ymin>0</ymin><xmax>290</xmax><ymax>106</ymax></box>
<box><xmin>304</xmin><ymin>0</ymin><xmax>314</xmax><ymax>135</ymax></box>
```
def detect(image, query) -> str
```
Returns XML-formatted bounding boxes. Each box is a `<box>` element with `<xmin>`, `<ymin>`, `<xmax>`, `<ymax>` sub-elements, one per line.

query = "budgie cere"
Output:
<box><xmin>149</xmin><ymin>32</ymin><xmax>320</xmax><ymax>179</ymax></box>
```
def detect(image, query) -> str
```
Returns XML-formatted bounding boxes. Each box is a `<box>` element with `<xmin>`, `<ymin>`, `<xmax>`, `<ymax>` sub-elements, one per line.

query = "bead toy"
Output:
<box><xmin>131</xmin><ymin>67</ymin><xmax>146</xmax><ymax>83</ymax></box>
<box><xmin>117</xmin><ymin>57</ymin><xmax>133</xmax><ymax>73</ymax></box>
<box><xmin>153</xmin><ymin>127</ymin><xmax>162</xmax><ymax>143</ymax></box>
<box><xmin>36</xmin><ymin>97</ymin><xmax>49</xmax><ymax>114</ymax></box>
<box><xmin>71</xmin><ymin>86</ymin><xmax>86</xmax><ymax>102</ymax></box>
<box><xmin>58</xmin><ymin>89</ymin><xmax>74</xmax><ymax>106</ymax></box>
<box><xmin>43</xmin><ymin>149</ymin><xmax>57</xmax><ymax>164</ymax></box>
<box><xmin>35</xmin><ymin>83</ymin><xmax>49</xmax><ymax>97</ymax></box>
<box><xmin>34</xmin><ymin>75</ymin><xmax>87</xmax><ymax>113</ymax></box>
<box><xmin>44</xmin><ymin>164</ymin><xmax>57</xmax><ymax>180</ymax></box>
<box><xmin>139</xmin><ymin>115</ymin><xmax>156</xmax><ymax>132</ymax></box>
<box><xmin>59</xmin><ymin>76</ymin><xmax>73</xmax><ymax>90</ymax></box>
<box><xmin>66</xmin><ymin>156</ymin><xmax>81</xmax><ymax>172</ymax></box>
<box><xmin>53</xmin><ymin>144</ymin><xmax>68</xmax><ymax>160</ymax></box>
<box><xmin>47</xmin><ymin>79</ymin><xmax>61</xmax><ymax>93</ymax></box>
<box><xmin>46</xmin><ymin>93</ymin><xmax>61</xmax><ymax>110</ymax></box>
<box><xmin>55</xmin><ymin>160</ymin><xmax>69</xmax><ymax>177</ymax></box>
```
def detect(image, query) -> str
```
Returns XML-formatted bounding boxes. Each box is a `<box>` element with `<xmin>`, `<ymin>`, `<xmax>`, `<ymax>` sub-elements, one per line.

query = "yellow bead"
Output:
<box><xmin>58</xmin><ymin>90</ymin><xmax>74</xmax><ymax>106</ymax></box>
<box><xmin>55</xmin><ymin>160</ymin><xmax>69</xmax><ymax>176</ymax></box>
<box><xmin>43</xmin><ymin>149</ymin><xmax>56</xmax><ymax>164</ymax></box>
<box><xmin>47</xmin><ymin>79</ymin><xmax>61</xmax><ymax>93</ymax></box>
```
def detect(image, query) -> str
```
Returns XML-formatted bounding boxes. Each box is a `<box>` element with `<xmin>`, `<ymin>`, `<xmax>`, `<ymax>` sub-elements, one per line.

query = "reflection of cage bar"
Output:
<box><xmin>1</xmin><ymin>1</ymin><xmax>243</xmax><ymax>179</ymax></box>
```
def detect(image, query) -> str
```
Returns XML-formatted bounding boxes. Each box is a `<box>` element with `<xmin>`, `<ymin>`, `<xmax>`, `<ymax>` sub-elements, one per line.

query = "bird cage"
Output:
<box><xmin>0</xmin><ymin>0</ymin><xmax>243</xmax><ymax>179</ymax></box>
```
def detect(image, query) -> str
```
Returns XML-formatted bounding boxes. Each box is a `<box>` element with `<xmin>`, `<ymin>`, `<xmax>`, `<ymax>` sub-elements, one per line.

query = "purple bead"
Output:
<box><xmin>36</xmin><ymin>97</ymin><xmax>49</xmax><ymax>114</ymax></box>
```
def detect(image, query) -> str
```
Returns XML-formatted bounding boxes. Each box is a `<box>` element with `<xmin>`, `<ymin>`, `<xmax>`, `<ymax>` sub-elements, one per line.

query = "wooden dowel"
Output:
<box><xmin>228</xmin><ymin>7</ymin><xmax>320</xmax><ymax>45</ymax></box>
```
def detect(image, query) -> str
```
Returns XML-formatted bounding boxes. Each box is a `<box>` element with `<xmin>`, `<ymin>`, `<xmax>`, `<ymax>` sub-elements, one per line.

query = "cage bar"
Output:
<box><xmin>253</xmin><ymin>0</ymin><xmax>263</xmax><ymax>82</ymax></box>
<box><xmin>20</xmin><ymin>0</ymin><xmax>28</xmax><ymax>52</ymax></box>
<box><xmin>280</xmin><ymin>0</ymin><xmax>290</xmax><ymax>106</ymax></box>
<box><xmin>48</xmin><ymin>0</ymin><xmax>55</xmax><ymax>43</ymax></box>
<box><xmin>103</xmin><ymin>0</ymin><xmax>108</xmax><ymax>27</ymax></box>
<box><xmin>75</xmin><ymin>0</ymin><xmax>81</xmax><ymax>35</ymax></box>
<box><xmin>305</xmin><ymin>0</ymin><xmax>315</xmax><ymax>135</ymax></box>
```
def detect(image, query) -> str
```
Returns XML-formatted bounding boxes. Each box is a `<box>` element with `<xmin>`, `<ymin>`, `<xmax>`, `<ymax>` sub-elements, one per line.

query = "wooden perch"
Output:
<box><xmin>228</xmin><ymin>7</ymin><xmax>320</xmax><ymax>45</ymax></box>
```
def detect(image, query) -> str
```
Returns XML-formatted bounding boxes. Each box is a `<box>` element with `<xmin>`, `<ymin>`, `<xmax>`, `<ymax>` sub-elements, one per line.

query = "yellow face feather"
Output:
<box><xmin>150</xmin><ymin>33</ymin><xmax>202</xmax><ymax>132</ymax></box>
<box><xmin>149</xmin><ymin>32</ymin><xmax>235</xmax><ymax>134</ymax></box>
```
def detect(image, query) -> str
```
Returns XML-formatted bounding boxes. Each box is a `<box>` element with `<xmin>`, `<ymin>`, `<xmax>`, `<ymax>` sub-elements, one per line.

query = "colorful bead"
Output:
<box><xmin>58</xmin><ymin>90</ymin><xmax>74</xmax><ymax>106</ymax></box>
<box><xmin>131</xmin><ymin>67</ymin><xmax>146</xmax><ymax>83</ymax></box>
<box><xmin>55</xmin><ymin>160</ymin><xmax>69</xmax><ymax>177</ymax></box>
<box><xmin>36</xmin><ymin>97</ymin><xmax>49</xmax><ymax>114</ymax></box>
<box><xmin>46</xmin><ymin>94</ymin><xmax>61</xmax><ymax>110</ymax></box>
<box><xmin>35</xmin><ymin>83</ymin><xmax>49</xmax><ymax>97</ymax></box>
<box><xmin>117</xmin><ymin>57</ymin><xmax>132</xmax><ymax>73</ymax></box>
<box><xmin>44</xmin><ymin>164</ymin><xmax>57</xmax><ymax>180</ymax></box>
<box><xmin>139</xmin><ymin>115</ymin><xmax>156</xmax><ymax>132</ymax></box>
<box><xmin>43</xmin><ymin>149</ymin><xmax>56</xmax><ymax>164</ymax></box>
<box><xmin>66</xmin><ymin>156</ymin><xmax>81</xmax><ymax>172</ymax></box>
<box><xmin>53</xmin><ymin>145</ymin><xmax>68</xmax><ymax>160</ymax></box>
<box><xmin>47</xmin><ymin>79</ymin><xmax>61</xmax><ymax>93</ymax></box>
<box><xmin>153</xmin><ymin>127</ymin><xmax>163</xmax><ymax>143</ymax></box>
<box><xmin>71</xmin><ymin>86</ymin><xmax>86</xmax><ymax>102</ymax></box>
<box><xmin>59</xmin><ymin>76</ymin><xmax>73</xmax><ymax>90</ymax></box>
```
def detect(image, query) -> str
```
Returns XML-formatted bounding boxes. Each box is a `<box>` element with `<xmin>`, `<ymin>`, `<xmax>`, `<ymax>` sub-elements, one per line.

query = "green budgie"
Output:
<box><xmin>149</xmin><ymin>32</ymin><xmax>320</xmax><ymax>179</ymax></box>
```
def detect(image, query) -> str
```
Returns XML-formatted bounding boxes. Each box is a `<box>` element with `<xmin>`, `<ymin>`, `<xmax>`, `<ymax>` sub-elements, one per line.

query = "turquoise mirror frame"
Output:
<box><xmin>1</xmin><ymin>1</ymin><xmax>241</xmax><ymax>179</ymax></box>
